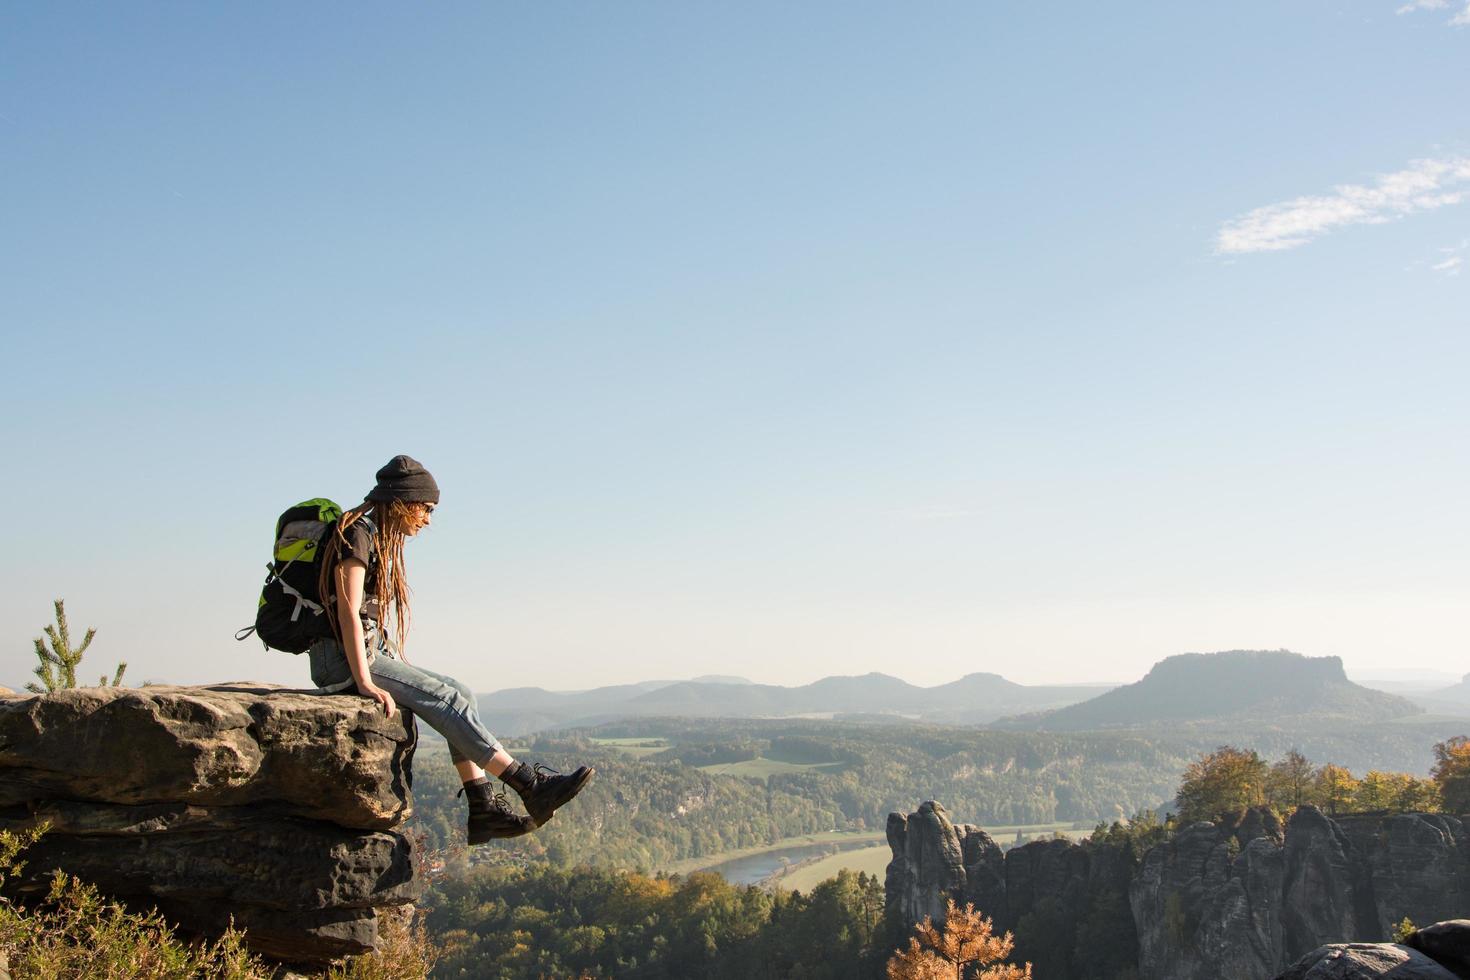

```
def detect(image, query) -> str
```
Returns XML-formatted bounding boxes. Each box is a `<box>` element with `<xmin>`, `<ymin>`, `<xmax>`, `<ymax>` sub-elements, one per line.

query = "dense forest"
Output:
<box><xmin>426</xmin><ymin>865</ymin><xmax>897</xmax><ymax>979</ymax></box>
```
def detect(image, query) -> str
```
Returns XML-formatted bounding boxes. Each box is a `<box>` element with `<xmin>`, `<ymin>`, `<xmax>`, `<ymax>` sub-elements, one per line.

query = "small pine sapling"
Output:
<box><xmin>25</xmin><ymin>599</ymin><xmax>126</xmax><ymax>693</ymax></box>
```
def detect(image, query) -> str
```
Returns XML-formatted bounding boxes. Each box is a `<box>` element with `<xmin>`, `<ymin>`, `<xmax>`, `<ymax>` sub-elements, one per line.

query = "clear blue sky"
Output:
<box><xmin>3</xmin><ymin>2</ymin><xmax>1467</xmax><ymax>692</ymax></box>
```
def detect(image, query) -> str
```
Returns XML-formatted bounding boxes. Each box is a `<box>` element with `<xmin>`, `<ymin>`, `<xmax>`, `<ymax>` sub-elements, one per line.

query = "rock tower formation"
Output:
<box><xmin>886</xmin><ymin>800</ymin><xmax>1469</xmax><ymax>980</ymax></box>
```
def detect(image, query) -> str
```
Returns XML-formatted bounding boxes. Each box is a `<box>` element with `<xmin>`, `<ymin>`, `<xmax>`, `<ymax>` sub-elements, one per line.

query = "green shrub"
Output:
<box><xmin>0</xmin><ymin>825</ymin><xmax>267</xmax><ymax>979</ymax></box>
<box><xmin>326</xmin><ymin>905</ymin><xmax>437</xmax><ymax>980</ymax></box>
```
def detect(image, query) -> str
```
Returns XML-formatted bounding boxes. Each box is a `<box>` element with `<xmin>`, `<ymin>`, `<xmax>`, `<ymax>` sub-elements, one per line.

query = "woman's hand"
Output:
<box><xmin>357</xmin><ymin>680</ymin><xmax>397</xmax><ymax>719</ymax></box>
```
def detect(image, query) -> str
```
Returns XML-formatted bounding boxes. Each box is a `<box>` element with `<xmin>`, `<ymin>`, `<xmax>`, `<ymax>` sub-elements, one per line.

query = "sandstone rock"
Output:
<box><xmin>1274</xmin><ymin>943</ymin><xmax>1459</xmax><ymax>979</ymax></box>
<box><xmin>887</xmin><ymin>800</ymin><xmax>1468</xmax><ymax>980</ymax></box>
<box><xmin>1130</xmin><ymin>811</ymin><xmax>1286</xmax><ymax>980</ymax></box>
<box><xmin>4</xmin><ymin>808</ymin><xmax>415</xmax><ymax>961</ymax></box>
<box><xmin>885</xmin><ymin>801</ymin><xmax>973</xmax><ymax>926</ymax></box>
<box><xmin>0</xmin><ymin>683</ymin><xmax>416</xmax><ymax>829</ymax></box>
<box><xmin>1001</xmin><ymin>836</ymin><xmax>1095</xmax><ymax>977</ymax></box>
<box><xmin>884</xmin><ymin>802</ymin><xmax>1139</xmax><ymax>979</ymax></box>
<box><xmin>1005</xmin><ymin>836</ymin><xmax>1086</xmax><ymax>925</ymax></box>
<box><xmin>0</xmin><ymin>684</ymin><xmax>421</xmax><ymax>965</ymax></box>
<box><xmin>1406</xmin><ymin>920</ymin><xmax>1470</xmax><ymax>978</ymax></box>
<box><xmin>1283</xmin><ymin>806</ymin><xmax>1377</xmax><ymax>959</ymax></box>
<box><xmin>956</xmin><ymin>818</ymin><xmax>1008</xmax><ymax>920</ymax></box>
<box><xmin>1349</xmin><ymin>814</ymin><xmax>1470</xmax><ymax>941</ymax></box>
<box><xmin>0</xmin><ymin>686</ymin><xmax>16</xmax><ymax>697</ymax></box>
<box><xmin>1222</xmin><ymin>804</ymin><xmax>1286</xmax><ymax>848</ymax></box>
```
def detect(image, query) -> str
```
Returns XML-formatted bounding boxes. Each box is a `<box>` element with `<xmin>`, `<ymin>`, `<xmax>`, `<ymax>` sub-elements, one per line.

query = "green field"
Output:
<box><xmin>695</xmin><ymin>757</ymin><xmax>845</xmax><ymax>778</ymax></box>
<box><xmin>590</xmin><ymin>736</ymin><xmax>672</xmax><ymax>757</ymax></box>
<box><xmin>777</xmin><ymin>844</ymin><xmax>893</xmax><ymax>892</ymax></box>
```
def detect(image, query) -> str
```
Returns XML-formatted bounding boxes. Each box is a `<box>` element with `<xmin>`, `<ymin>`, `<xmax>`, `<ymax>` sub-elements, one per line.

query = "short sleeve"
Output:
<box><xmin>339</xmin><ymin>520</ymin><xmax>376</xmax><ymax>568</ymax></box>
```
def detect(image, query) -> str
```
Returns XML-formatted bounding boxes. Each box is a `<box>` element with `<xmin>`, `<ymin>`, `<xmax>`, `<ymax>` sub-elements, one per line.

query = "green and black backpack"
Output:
<box><xmin>238</xmin><ymin>498</ymin><xmax>371</xmax><ymax>654</ymax></box>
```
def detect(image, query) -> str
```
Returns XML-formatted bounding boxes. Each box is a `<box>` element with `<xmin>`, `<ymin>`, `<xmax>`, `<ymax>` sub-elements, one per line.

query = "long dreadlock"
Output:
<box><xmin>318</xmin><ymin>498</ymin><xmax>419</xmax><ymax>659</ymax></box>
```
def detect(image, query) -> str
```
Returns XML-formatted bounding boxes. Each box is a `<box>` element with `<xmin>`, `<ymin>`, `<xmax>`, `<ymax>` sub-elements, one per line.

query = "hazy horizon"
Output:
<box><xmin>3</xmin><ymin>4</ymin><xmax>1467</xmax><ymax>694</ymax></box>
<box><xmin>4</xmin><ymin>644</ymin><xmax>1466</xmax><ymax>696</ymax></box>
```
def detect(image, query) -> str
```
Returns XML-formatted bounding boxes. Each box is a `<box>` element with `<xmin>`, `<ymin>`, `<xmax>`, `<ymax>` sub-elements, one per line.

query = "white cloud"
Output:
<box><xmin>1395</xmin><ymin>0</ymin><xmax>1470</xmax><ymax>24</ymax></box>
<box><xmin>1215</xmin><ymin>156</ymin><xmax>1470</xmax><ymax>254</ymax></box>
<box><xmin>1408</xmin><ymin>238</ymin><xmax>1468</xmax><ymax>276</ymax></box>
<box><xmin>1428</xmin><ymin>238</ymin><xmax>1468</xmax><ymax>276</ymax></box>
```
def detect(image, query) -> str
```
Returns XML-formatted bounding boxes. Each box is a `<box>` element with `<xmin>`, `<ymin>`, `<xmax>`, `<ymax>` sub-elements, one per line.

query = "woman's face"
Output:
<box><xmin>405</xmin><ymin>501</ymin><xmax>434</xmax><ymax>536</ymax></box>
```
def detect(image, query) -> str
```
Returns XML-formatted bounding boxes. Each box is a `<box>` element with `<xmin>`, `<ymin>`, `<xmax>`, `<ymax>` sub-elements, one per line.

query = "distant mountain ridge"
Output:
<box><xmin>1428</xmin><ymin>673</ymin><xmax>1470</xmax><ymax>705</ymax></box>
<box><xmin>997</xmin><ymin>649</ymin><xmax>1422</xmax><ymax>731</ymax></box>
<box><xmin>1353</xmin><ymin>671</ymin><xmax>1470</xmax><ymax>718</ymax></box>
<box><xmin>479</xmin><ymin>670</ymin><xmax>1111</xmax><ymax>736</ymax></box>
<box><xmin>478</xmin><ymin>650</ymin><xmax>1432</xmax><ymax>738</ymax></box>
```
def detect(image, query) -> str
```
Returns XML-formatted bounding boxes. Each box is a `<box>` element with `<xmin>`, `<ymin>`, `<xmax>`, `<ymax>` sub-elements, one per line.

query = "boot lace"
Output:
<box><xmin>458</xmin><ymin>784</ymin><xmax>517</xmax><ymax>816</ymax></box>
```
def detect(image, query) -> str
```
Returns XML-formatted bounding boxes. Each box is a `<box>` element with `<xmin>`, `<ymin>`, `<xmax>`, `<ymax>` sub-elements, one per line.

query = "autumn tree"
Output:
<box><xmin>1175</xmin><ymin>746</ymin><xmax>1267</xmax><ymax>823</ymax></box>
<box><xmin>1354</xmin><ymin>771</ymin><xmax>1405</xmax><ymax>812</ymax></box>
<box><xmin>887</xmin><ymin>898</ymin><xmax>1032</xmax><ymax>980</ymax></box>
<box><xmin>1265</xmin><ymin>749</ymin><xmax>1316</xmax><ymax>812</ymax></box>
<box><xmin>1432</xmin><ymin>736</ymin><xmax>1470</xmax><ymax>814</ymax></box>
<box><xmin>1345</xmin><ymin>770</ymin><xmax>1436</xmax><ymax>814</ymax></box>
<box><xmin>1392</xmin><ymin>775</ymin><xmax>1441</xmax><ymax>813</ymax></box>
<box><xmin>1312</xmin><ymin>764</ymin><xmax>1359</xmax><ymax>816</ymax></box>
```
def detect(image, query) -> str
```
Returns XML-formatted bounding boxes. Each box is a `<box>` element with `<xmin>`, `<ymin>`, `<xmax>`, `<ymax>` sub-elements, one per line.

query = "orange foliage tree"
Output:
<box><xmin>1312</xmin><ymin>763</ymin><xmax>1359</xmax><ymax>816</ymax></box>
<box><xmin>1175</xmin><ymin>746</ymin><xmax>1267</xmax><ymax>822</ymax></box>
<box><xmin>887</xmin><ymin>898</ymin><xmax>1032</xmax><ymax>980</ymax></box>
<box><xmin>1433</xmin><ymin>736</ymin><xmax>1470</xmax><ymax>814</ymax></box>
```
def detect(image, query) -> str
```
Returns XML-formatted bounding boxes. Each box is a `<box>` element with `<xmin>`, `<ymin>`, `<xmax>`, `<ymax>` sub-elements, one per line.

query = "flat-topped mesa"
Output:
<box><xmin>0</xmin><ymin>683</ymin><xmax>421</xmax><ymax>964</ymax></box>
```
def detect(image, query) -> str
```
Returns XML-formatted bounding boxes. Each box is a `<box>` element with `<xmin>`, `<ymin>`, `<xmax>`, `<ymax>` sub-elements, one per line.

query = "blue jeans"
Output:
<box><xmin>307</xmin><ymin>636</ymin><xmax>503</xmax><ymax>767</ymax></box>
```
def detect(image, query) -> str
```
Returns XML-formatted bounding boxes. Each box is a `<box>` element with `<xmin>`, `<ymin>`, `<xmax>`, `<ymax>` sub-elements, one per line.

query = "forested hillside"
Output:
<box><xmin>408</xmin><ymin>723</ymin><xmax>1187</xmax><ymax>866</ymax></box>
<box><xmin>410</xmin><ymin>714</ymin><xmax>1466</xmax><ymax>871</ymax></box>
<box><xmin>410</xmin><ymin>720</ymin><xmax>1184</xmax><ymax>866</ymax></box>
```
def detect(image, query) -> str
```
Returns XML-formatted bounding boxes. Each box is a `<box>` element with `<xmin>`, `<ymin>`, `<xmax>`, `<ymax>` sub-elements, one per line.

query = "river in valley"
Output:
<box><xmin>698</xmin><ymin>838</ymin><xmax>881</xmax><ymax>886</ymax></box>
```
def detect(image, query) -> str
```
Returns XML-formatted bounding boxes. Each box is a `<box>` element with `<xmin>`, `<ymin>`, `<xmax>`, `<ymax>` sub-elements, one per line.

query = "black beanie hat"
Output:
<box><xmin>367</xmin><ymin>455</ymin><xmax>440</xmax><ymax>504</ymax></box>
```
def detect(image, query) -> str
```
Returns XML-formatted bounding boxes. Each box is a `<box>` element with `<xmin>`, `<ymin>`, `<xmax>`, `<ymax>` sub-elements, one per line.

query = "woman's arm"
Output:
<box><xmin>335</xmin><ymin>558</ymin><xmax>397</xmax><ymax>718</ymax></box>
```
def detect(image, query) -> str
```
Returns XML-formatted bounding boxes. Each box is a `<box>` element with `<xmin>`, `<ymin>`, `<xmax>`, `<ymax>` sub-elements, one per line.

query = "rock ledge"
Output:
<box><xmin>0</xmin><ymin>683</ymin><xmax>420</xmax><ymax>963</ymax></box>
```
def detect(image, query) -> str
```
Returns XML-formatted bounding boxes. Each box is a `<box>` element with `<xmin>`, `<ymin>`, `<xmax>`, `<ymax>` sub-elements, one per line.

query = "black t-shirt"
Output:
<box><xmin>339</xmin><ymin>519</ymin><xmax>377</xmax><ymax>587</ymax></box>
<box><xmin>316</xmin><ymin>518</ymin><xmax>381</xmax><ymax>637</ymax></box>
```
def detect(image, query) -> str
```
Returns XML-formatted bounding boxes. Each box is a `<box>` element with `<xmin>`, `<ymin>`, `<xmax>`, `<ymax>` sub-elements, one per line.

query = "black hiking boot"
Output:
<box><xmin>459</xmin><ymin>778</ymin><xmax>535</xmax><ymax>843</ymax></box>
<box><xmin>500</xmin><ymin>761</ymin><xmax>595</xmax><ymax>827</ymax></box>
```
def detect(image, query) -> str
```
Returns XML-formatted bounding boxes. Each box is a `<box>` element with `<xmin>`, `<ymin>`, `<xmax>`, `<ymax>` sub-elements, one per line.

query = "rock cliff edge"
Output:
<box><xmin>0</xmin><ymin>683</ymin><xmax>420</xmax><ymax>964</ymax></box>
